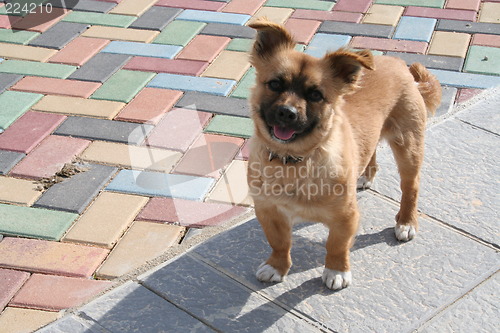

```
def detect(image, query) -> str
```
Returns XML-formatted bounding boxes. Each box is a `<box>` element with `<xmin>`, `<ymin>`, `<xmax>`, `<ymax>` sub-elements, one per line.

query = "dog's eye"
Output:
<box><xmin>307</xmin><ymin>90</ymin><xmax>323</xmax><ymax>102</ymax></box>
<box><xmin>267</xmin><ymin>80</ymin><xmax>283</xmax><ymax>92</ymax></box>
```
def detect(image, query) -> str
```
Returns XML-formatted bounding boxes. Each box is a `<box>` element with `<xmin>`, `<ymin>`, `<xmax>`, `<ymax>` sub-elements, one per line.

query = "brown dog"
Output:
<box><xmin>246</xmin><ymin>18</ymin><xmax>441</xmax><ymax>290</ymax></box>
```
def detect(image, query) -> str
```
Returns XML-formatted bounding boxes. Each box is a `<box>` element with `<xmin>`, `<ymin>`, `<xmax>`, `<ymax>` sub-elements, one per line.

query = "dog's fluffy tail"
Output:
<box><xmin>409</xmin><ymin>63</ymin><xmax>442</xmax><ymax>115</ymax></box>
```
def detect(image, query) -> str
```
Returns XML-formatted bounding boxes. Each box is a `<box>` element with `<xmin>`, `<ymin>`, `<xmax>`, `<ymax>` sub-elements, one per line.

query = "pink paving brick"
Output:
<box><xmin>291</xmin><ymin>9</ymin><xmax>362</xmax><ymax>23</ymax></box>
<box><xmin>236</xmin><ymin>139</ymin><xmax>250</xmax><ymax>161</ymax></box>
<box><xmin>457</xmin><ymin>88</ymin><xmax>484</xmax><ymax>104</ymax></box>
<box><xmin>334</xmin><ymin>0</ymin><xmax>372</xmax><ymax>13</ymax></box>
<box><xmin>0</xmin><ymin>15</ymin><xmax>22</xmax><ymax>29</ymax></box>
<box><xmin>11</xmin><ymin>7</ymin><xmax>69</xmax><ymax>32</ymax></box>
<box><xmin>177</xmin><ymin>35</ymin><xmax>231</xmax><ymax>62</ymax></box>
<box><xmin>123</xmin><ymin>56</ymin><xmax>209</xmax><ymax>76</ymax></box>
<box><xmin>144</xmin><ymin>108</ymin><xmax>212</xmax><ymax>152</ymax></box>
<box><xmin>114</xmin><ymin>88</ymin><xmax>183</xmax><ymax>124</ymax></box>
<box><xmin>0</xmin><ymin>237</ymin><xmax>109</xmax><ymax>277</ymax></box>
<box><xmin>472</xmin><ymin>33</ymin><xmax>500</xmax><ymax>47</ymax></box>
<box><xmin>0</xmin><ymin>112</ymin><xmax>66</xmax><ymax>154</ymax></box>
<box><xmin>350</xmin><ymin>36</ymin><xmax>428</xmax><ymax>54</ymax></box>
<box><xmin>137</xmin><ymin>197</ymin><xmax>248</xmax><ymax>227</ymax></box>
<box><xmin>222</xmin><ymin>0</ymin><xmax>266</xmax><ymax>15</ymax></box>
<box><xmin>11</xmin><ymin>77</ymin><xmax>101</xmax><ymax>98</ymax></box>
<box><xmin>446</xmin><ymin>0</ymin><xmax>481</xmax><ymax>11</ymax></box>
<box><xmin>10</xmin><ymin>274</ymin><xmax>113</xmax><ymax>311</ymax></box>
<box><xmin>404</xmin><ymin>6</ymin><xmax>477</xmax><ymax>22</ymax></box>
<box><xmin>285</xmin><ymin>18</ymin><xmax>321</xmax><ymax>44</ymax></box>
<box><xmin>0</xmin><ymin>268</ymin><xmax>30</xmax><ymax>311</ymax></box>
<box><xmin>173</xmin><ymin>133</ymin><xmax>243</xmax><ymax>178</ymax></box>
<box><xmin>48</xmin><ymin>37</ymin><xmax>110</xmax><ymax>66</ymax></box>
<box><xmin>9</xmin><ymin>135</ymin><xmax>90</xmax><ymax>179</ymax></box>
<box><xmin>155</xmin><ymin>0</ymin><xmax>225</xmax><ymax>11</ymax></box>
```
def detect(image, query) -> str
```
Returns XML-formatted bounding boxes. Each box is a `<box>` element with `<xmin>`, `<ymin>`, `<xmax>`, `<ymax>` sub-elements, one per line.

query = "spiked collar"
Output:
<box><xmin>267</xmin><ymin>148</ymin><xmax>304</xmax><ymax>164</ymax></box>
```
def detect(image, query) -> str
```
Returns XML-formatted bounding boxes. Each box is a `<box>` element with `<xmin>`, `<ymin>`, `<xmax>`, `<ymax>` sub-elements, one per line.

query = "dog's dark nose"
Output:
<box><xmin>276</xmin><ymin>105</ymin><xmax>298</xmax><ymax>125</ymax></box>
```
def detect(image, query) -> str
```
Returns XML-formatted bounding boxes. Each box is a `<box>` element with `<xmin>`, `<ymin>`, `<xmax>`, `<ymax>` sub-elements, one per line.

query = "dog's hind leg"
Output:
<box><xmin>357</xmin><ymin>151</ymin><xmax>378</xmax><ymax>190</ymax></box>
<box><xmin>255</xmin><ymin>205</ymin><xmax>292</xmax><ymax>283</ymax></box>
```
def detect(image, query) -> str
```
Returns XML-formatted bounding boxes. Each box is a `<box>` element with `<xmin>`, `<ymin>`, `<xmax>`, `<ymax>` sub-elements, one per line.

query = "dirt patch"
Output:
<box><xmin>36</xmin><ymin>162</ymin><xmax>88</xmax><ymax>190</ymax></box>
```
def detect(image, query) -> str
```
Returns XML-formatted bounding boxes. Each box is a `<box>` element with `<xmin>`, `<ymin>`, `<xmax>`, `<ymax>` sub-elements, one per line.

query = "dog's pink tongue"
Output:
<box><xmin>273</xmin><ymin>126</ymin><xmax>295</xmax><ymax>140</ymax></box>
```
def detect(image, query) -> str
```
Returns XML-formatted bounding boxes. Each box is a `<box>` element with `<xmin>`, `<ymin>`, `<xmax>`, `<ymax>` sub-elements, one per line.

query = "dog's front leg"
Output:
<box><xmin>255</xmin><ymin>204</ymin><xmax>292</xmax><ymax>283</ymax></box>
<box><xmin>323</xmin><ymin>207</ymin><xmax>359</xmax><ymax>290</ymax></box>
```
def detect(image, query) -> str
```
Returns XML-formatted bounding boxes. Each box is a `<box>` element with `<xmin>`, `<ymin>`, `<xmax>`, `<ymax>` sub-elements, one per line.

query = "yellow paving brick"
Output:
<box><xmin>202</xmin><ymin>50</ymin><xmax>251</xmax><ymax>81</ymax></box>
<box><xmin>479</xmin><ymin>2</ymin><xmax>500</xmax><ymax>23</ymax></box>
<box><xmin>109</xmin><ymin>0</ymin><xmax>157</xmax><ymax>16</ymax></box>
<box><xmin>428</xmin><ymin>31</ymin><xmax>471</xmax><ymax>58</ymax></box>
<box><xmin>208</xmin><ymin>160</ymin><xmax>253</xmax><ymax>206</ymax></box>
<box><xmin>63</xmin><ymin>192</ymin><xmax>148</xmax><ymax>248</ymax></box>
<box><xmin>32</xmin><ymin>95</ymin><xmax>125</xmax><ymax>119</ymax></box>
<box><xmin>0</xmin><ymin>43</ymin><xmax>57</xmax><ymax>62</ymax></box>
<box><xmin>96</xmin><ymin>221</ymin><xmax>184</xmax><ymax>279</ymax></box>
<box><xmin>81</xmin><ymin>26</ymin><xmax>159</xmax><ymax>43</ymax></box>
<box><xmin>362</xmin><ymin>4</ymin><xmax>404</xmax><ymax>26</ymax></box>
<box><xmin>0</xmin><ymin>176</ymin><xmax>42</xmax><ymax>205</ymax></box>
<box><xmin>0</xmin><ymin>307</ymin><xmax>59</xmax><ymax>332</ymax></box>
<box><xmin>80</xmin><ymin>141</ymin><xmax>182</xmax><ymax>172</ymax></box>
<box><xmin>249</xmin><ymin>7</ymin><xmax>294</xmax><ymax>25</ymax></box>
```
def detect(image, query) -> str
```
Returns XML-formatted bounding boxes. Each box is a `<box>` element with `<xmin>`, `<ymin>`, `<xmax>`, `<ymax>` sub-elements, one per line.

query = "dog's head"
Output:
<box><xmin>248</xmin><ymin>18</ymin><xmax>374</xmax><ymax>154</ymax></box>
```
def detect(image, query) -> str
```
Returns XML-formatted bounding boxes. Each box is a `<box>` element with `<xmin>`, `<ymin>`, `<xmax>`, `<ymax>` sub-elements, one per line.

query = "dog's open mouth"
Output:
<box><xmin>270</xmin><ymin>125</ymin><xmax>297</xmax><ymax>142</ymax></box>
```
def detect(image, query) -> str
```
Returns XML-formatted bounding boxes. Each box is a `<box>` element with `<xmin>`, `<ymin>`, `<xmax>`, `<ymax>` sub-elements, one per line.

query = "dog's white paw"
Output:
<box><xmin>256</xmin><ymin>263</ymin><xmax>283</xmax><ymax>283</ymax></box>
<box><xmin>356</xmin><ymin>175</ymin><xmax>372</xmax><ymax>190</ymax></box>
<box><xmin>395</xmin><ymin>224</ymin><xmax>417</xmax><ymax>242</ymax></box>
<box><xmin>322</xmin><ymin>269</ymin><xmax>352</xmax><ymax>290</ymax></box>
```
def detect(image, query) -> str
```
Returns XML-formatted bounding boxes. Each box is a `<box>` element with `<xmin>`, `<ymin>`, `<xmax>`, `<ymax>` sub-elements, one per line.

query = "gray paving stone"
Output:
<box><xmin>319</xmin><ymin>21</ymin><xmax>394</xmax><ymax>38</ymax></box>
<box><xmin>140</xmin><ymin>255</ymin><xmax>322</xmax><ymax>332</ymax></box>
<box><xmin>201</xmin><ymin>23</ymin><xmax>256</xmax><ymax>39</ymax></box>
<box><xmin>46</xmin><ymin>0</ymin><xmax>117</xmax><ymax>13</ymax></box>
<box><xmin>129</xmin><ymin>6</ymin><xmax>182</xmax><ymax>31</ymax></box>
<box><xmin>372</xmin><ymin>118</ymin><xmax>499</xmax><ymax>246</ymax></box>
<box><xmin>385</xmin><ymin>52</ymin><xmax>464</xmax><ymax>71</ymax></box>
<box><xmin>0</xmin><ymin>149</ymin><xmax>24</xmax><ymax>175</ymax></box>
<box><xmin>29</xmin><ymin>22</ymin><xmax>89</xmax><ymax>50</ymax></box>
<box><xmin>190</xmin><ymin>193</ymin><xmax>498</xmax><ymax>332</ymax></box>
<box><xmin>456</xmin><ymin>89</ymin><xmax>500</xmax><ymax>135</ymax></box>
<box><xmin>418</xmin><ymin>272</ymin><xmax>500</xmax><ymax>332</ymax></box>
<box><xmin>176</xmin><ymin>91</ymin><xmax>250</xmax><ymax>117</ymax></box>
<box><xmin>436</xmin><ymin>19</ymin><xmax>500</xmax><ymax>35</ymax></box>
<box><xmin>79</xmin><ymin>281</ymin><xmax>215</xmax><ymax>332</ymax></box>
<box><xmin>67</xmin><ymin>53</ymin><xmax>131</xmax><ymax>83</ymax></box>
<box><xmin>435</xmin><ymin>86</ymin><xmax>457</xmax><ymax>118</ymax></box>
<box><xmin>54</xmin><ymin>116</ymin><xmax>154</xmax><ymax>144</ymax></box>
<box><xmin>0</xmin><ymin>73</ymin><xmax>22</xmax><ymax>93</ymax></box>
<box><xmin>37</xmin><ymin>314</ymin><xmax>106</xmax><ymax>333</ymax></box>
<box><xmin>33</xmin><ymin>163</ymin><xmax>117</xmax><ymax>214</ymax></box>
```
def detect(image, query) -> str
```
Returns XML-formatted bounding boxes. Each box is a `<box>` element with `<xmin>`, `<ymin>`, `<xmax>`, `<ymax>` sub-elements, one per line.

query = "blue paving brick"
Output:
<box><xmin>429</xmin><ymin>69</ymin><xmax>500</xmax><ymax>89</ymax></box>
<box><xmin>101</xmin><ymin>41</ymin><xmax>182</xmax><ymax>59</ymax></box>
<box><xmin>176</xmin><ymin>9</ymin><xmax>250</xmax><ymax>26</ymax></box>
<box><xmin>147</xmin><ymin>73</ymin><xmax>236</xmax><ymax>96</ymax></box>
<box><xmin>106</xmin><ymin>169</ymin><xmax>215</xmax><ymax>201</ymax></box>
<box><xmin>305</xmin><ymin>33</ymin><xmax>352</xmax><ymax>58</ymax></box>
<box><xmin>394</xmin><ymin>16</ymin><xmax>436</xmax><ymax>42</ymax></box>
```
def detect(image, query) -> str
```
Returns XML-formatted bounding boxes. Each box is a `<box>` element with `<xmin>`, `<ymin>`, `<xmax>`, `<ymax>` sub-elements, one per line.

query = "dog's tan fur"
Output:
<box><xmin>246</xmin><ymin>19</ymin><xmax>442</xmax><ymax>289</ymax></box>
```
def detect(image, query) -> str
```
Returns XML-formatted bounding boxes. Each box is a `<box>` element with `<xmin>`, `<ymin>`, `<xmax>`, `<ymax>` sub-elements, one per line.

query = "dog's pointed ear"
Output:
<box><xmin>249</xmin><ymin>17</ymin><xmax>295</xmax><ymax>61</ymax></box>
<box><xmin>324</xmin><ymin>49</ymin><xmax>374</xmax><ymax>89</ymax></box>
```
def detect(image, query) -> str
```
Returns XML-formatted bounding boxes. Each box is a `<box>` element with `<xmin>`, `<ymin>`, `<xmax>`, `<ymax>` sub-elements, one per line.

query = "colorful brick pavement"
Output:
<box><xmin>0</xmin><ymin>0</ymin><xmax>499</xmax><ymax>331</ymax></box>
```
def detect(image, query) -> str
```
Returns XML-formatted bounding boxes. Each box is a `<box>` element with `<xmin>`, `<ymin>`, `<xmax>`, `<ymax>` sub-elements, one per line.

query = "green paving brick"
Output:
<box><xmin>204</xmin><ymin>115</ymin><xmax>254</xmax><ymax>139</ymax></box>
<box><xmin>0</xmin><ymin>29</ymin><xmax>39</xmax><ymax>45</ymax></box>
<box><xmin>464</xmin><ymin>46</ymin><xmax>500</xmax><ymax>76</ymax></box>
<box><xmin>153</xmin><ymin>20</ymin><xmax>206</xmax><ymax>46</ymax></box>
<box><xmin>265</xmin><ymin>0</ymin><xmax>334</xmax><ymax>11</ymax></box>
<box><xmin>62</xmin><ymin>11</ymin><xmax>137</xmax><ymax>28</ymax></box>
<box><xmin>226</xmin><ymin>38</ymin><xmax>253</xmax><ymax>52</ymax></box>
<box><xmin>0</xmin><ymin>90</ymin><xmax>43</xmax><ymax>131</ymax></box>
<box><xmin>0</xmin><ymin>203</ymin><xmax>78</xmax><ymax>240</ymax></box>
<box><xmin>91</xmin><ymin>70</ymin><xmax>156</xmax><ymax>103</ymax></box>
<box><xmin>0</xmin><ymin>59</ymin><xmax>76</xmax><ymax>78</ymax></box>
<box><xmin>231</xmin><ymin>67</ymin><xmax>255</xmax><ymax>99</ymax></box>
<box><xmin>374</xmin><ymin>0</ymin><xmax>445</xmax><ymax>8</ymax></box>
